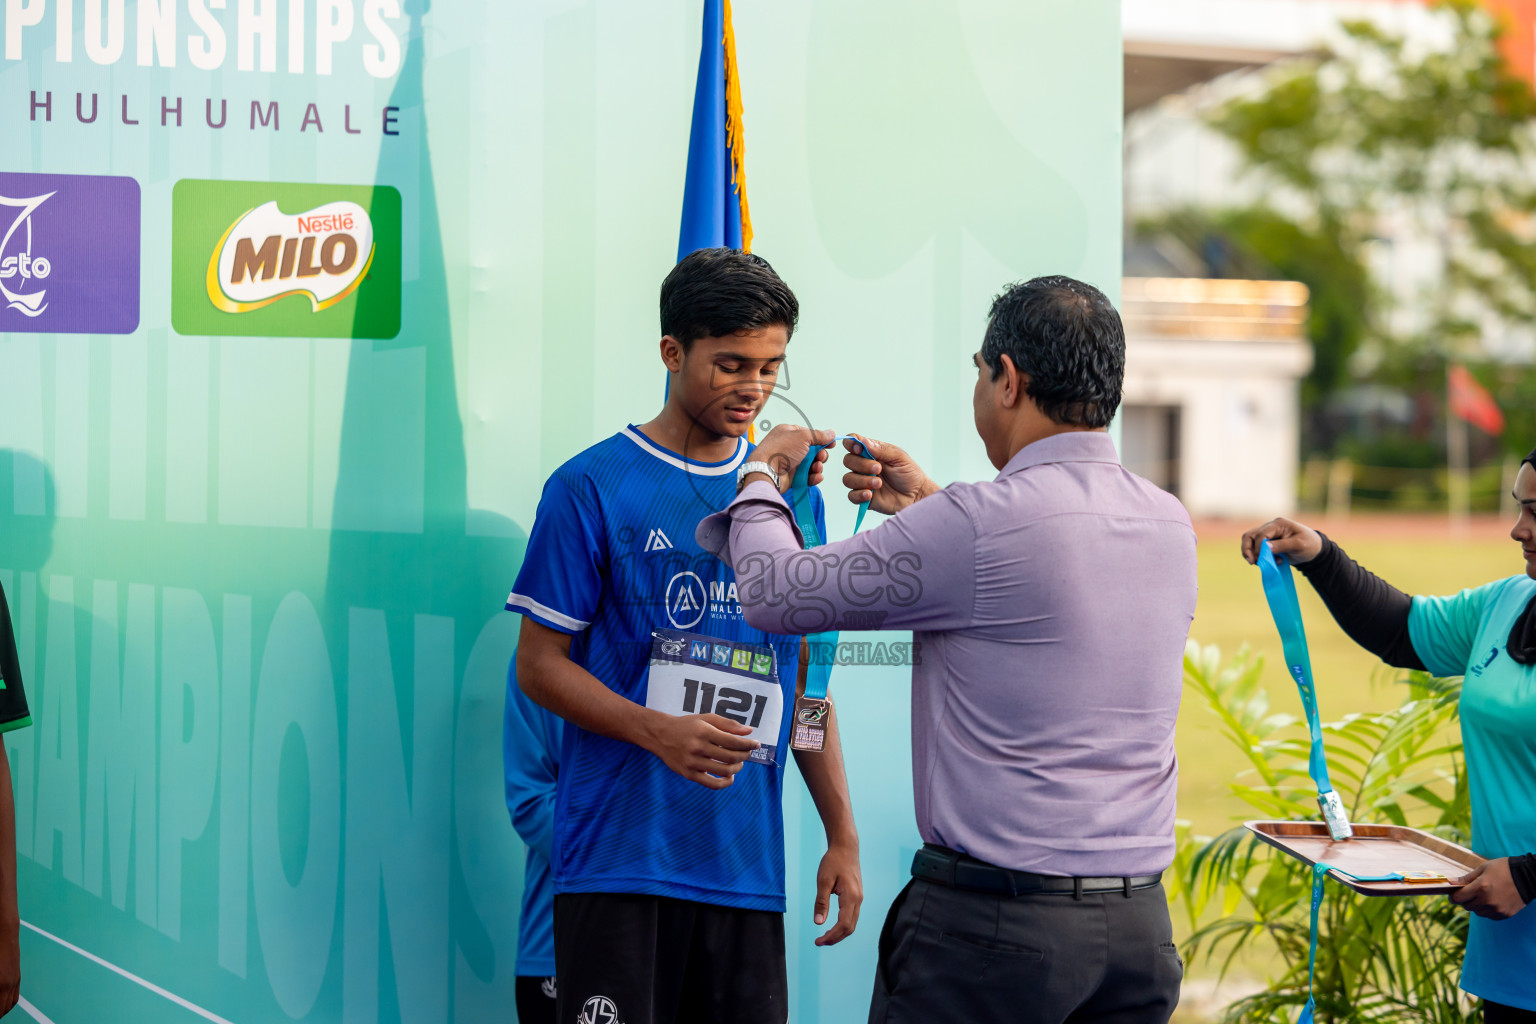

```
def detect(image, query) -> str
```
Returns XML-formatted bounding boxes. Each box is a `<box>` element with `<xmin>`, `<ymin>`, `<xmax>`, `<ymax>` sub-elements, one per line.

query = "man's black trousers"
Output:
<box><xmin>554</xmin><ymin>891</ymin><xmax>788</xmax><ymax>1024</ymax></box>
<box><xmin>868</xmin><ymin>877</ymin><xmax>1183</xmax><ymax>1024</ymax></box>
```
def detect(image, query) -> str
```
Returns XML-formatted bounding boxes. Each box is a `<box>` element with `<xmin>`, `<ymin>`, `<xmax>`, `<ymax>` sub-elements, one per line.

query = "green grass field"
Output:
<box><xmin>1178</xmin><ymin>522</ymin><xmax>1518</xmax><ymax>838</ymax></box>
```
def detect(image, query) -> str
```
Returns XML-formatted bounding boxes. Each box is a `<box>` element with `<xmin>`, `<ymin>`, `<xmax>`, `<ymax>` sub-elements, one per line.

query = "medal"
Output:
<box><xmin>790</xmin><ymin>695</ymin><xmax>831</xmax><ymax>753</ymax></box>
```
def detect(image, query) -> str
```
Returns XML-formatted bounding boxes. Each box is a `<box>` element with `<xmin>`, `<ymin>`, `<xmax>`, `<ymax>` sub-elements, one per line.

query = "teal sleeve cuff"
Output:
<box><xmin>1406</xmin><ymin>596</ymin><xmax>1462</xmax><ymax>679</ymax></box>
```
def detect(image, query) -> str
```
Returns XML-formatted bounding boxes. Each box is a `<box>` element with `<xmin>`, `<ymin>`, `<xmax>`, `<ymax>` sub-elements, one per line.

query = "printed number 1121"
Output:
<box><xmin>681</xmin><ymin>677</ymin><xmax>768</xmax><ymax>728</ymax></box>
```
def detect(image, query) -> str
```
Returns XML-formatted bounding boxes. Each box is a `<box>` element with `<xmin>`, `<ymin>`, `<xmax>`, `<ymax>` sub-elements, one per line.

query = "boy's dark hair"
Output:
<box><xmin>980</xmin><ymin>276</ymin><xmax>1124</xmax><ymax>428</ymax></box>
<box><xmin>660</xmin><ymin>248</ymin><xmax>800</xmax><ymax>349</ymax></box>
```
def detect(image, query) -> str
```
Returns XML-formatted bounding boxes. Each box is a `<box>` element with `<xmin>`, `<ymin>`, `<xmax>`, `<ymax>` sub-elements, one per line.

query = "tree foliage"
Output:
<box><xmin>1163</xmin><ymin>1</ymin><xmax>1536</xmax><ymax>424</ymax></box>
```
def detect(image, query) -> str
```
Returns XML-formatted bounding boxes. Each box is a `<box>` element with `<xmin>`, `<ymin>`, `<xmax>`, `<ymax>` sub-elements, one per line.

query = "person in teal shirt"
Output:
<box><xmin>1242</xmin><ymin>447</ymin><xmax>1536</xmax><ymax>1022</ymax></box>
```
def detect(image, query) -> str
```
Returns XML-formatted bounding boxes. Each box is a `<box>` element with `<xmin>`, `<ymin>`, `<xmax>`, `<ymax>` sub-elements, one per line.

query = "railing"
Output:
<box><xmin>1298</xmin><ymin>457</ymin><xmax>1523</xmax><ymax>516</ymax></box>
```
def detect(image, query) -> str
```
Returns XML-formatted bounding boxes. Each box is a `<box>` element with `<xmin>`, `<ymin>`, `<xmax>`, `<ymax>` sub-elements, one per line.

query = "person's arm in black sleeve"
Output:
<box><xmin>1293</xmin><ymin>533</ymin><xmax>1427</xmax><ymax>671</ymax></box>
<box><xmin>1510</xmin><ymin>854</ymin><xmax>1536</xmax><ymax>907</ymax></box>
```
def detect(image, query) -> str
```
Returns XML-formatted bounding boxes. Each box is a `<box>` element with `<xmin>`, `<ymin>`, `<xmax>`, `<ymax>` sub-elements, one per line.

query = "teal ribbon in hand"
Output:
<box><xmin>787</xmin><ymin>435</ymin><xmax>874</xmax><ymax>701</ymax></box>
<box><xmin>1257</xmin><ymin>539</ymin><xmax>1353</xmax><ymax>841</ymax></box>
<box><xmin>788</xmin><ymin>435</ymin><xmax>873</xmax><ymax>544</ymax></box>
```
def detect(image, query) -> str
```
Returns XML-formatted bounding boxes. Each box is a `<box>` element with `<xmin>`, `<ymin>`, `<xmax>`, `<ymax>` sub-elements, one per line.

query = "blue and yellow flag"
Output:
<box><xmin>677</xmin><ymin>0</ymin><xmax>752</xmax><ymax>260</ymax></box>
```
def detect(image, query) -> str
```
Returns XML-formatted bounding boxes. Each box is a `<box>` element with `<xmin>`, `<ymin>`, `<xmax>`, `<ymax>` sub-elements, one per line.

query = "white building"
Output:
<box><xmin>1119</xmin><ymin>278</ymin><xmax>1313</xmax><ymax>518</ymax></box>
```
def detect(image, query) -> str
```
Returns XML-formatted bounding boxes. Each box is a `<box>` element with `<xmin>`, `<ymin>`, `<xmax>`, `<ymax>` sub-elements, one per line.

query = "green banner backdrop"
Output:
<box><xmin>0</xmin><ymin>1</ymin><xmax>1121</xmax><ymax>1020</ymax></box>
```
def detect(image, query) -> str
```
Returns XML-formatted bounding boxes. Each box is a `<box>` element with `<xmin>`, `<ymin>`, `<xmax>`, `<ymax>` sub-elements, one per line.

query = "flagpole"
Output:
<box><xmin>1447</xmin><ymin>364</ymin><xmax>1470</xmax><ymax>536</ymax></box>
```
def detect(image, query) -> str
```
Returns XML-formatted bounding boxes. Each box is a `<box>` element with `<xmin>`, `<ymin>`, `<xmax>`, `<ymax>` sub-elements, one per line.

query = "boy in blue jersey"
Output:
<box><xmin>505</xmin><ymin>662</ymin><xmax>562</xmax><ymax>1024</ymax></box>
<box><xmin>510</xmin><ymin>248</ymin><xmax>862</xmax><ymax>1024</ymax></box>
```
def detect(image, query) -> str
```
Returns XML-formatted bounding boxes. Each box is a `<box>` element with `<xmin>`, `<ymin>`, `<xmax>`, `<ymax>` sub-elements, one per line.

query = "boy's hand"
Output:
<box><xmin>642</xmin><ymin>712</ymin><xmax>760</xmax><ymax>790</ymax></box>
<box><xmin>812</xmin><ymin>838</ymin><xmax>863</xmax><ymax>946</ymax></box>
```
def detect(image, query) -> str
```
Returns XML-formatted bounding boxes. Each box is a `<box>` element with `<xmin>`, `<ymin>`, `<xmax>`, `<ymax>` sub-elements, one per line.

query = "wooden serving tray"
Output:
<box><xmin>1245</xmin><ymin>821</ymin><xmax>1485</xmax><ymax>896</ymax></box>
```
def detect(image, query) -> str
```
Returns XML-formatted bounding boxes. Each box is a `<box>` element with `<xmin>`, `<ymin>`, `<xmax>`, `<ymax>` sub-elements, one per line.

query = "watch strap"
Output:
<box><xmin>737</xmin><ymin>460</ymin><xmax>779</xmax><ymax>491</ymax></box>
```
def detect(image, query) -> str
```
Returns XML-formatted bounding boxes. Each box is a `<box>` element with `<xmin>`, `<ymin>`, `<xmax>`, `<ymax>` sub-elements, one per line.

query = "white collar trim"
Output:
<box><xmin>622</xmin><ymin>426</ymin><xmax>747</xmax><ymax>476</ymax></box>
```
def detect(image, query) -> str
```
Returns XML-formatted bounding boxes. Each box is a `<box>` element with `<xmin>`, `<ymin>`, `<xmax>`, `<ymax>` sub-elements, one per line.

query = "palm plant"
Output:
<box><xmin>1172</xmin><ymin>642</ymin><xmax>1477</xmax><ymax>1023</ymax></box>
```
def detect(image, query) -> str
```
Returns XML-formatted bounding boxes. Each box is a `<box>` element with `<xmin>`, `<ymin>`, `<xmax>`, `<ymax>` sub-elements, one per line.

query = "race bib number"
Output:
<box><xmin>644</xmin><ymin>630</ymin><xmax>783</xmax><ymax>765</ymax></box>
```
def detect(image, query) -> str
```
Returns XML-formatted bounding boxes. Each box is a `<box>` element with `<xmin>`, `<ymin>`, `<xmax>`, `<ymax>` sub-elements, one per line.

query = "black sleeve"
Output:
<box><xmin>0</xmin><ymin>579</ymin><xmax>31</xmax><ymax>734</ymax></box>
<box><xmin>1293</xmin><ymin>533</ymin><xmax>1427</xmax><ymax>671</ymax></box>
<box><xmin>1511</xmin><ymin>854</ymin><xmax>1536</xmax><ymax>906</ymax></box>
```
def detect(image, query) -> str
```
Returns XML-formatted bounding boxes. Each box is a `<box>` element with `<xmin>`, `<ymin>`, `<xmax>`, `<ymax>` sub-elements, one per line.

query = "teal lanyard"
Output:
<box><xmin>1256</xmin><ymin>540</ymin><xmax>1354</xmax><ymax>842</ymax></box>
<box><xmin>1299</xmin><ymin>861</ymin><xmax>1406</xmax><ymax>1024</ymax></box>
<box><xmin>787</xmin><ymin>435</ymin><xmax>873</xmax><ymax>701</ymax></box>
<box><xmin>1258</xmin><ymin>539</ymin><xmax>1377</xmax><ymax>1024</ymax></box>
<box><xmin>1299</xmin><ymin>862</ymin><xmax>1329</xmax><ymax>1024</ymax></box>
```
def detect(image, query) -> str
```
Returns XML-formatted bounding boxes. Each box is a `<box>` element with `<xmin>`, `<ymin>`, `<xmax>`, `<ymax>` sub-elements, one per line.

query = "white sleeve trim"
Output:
<box><xmin>506</xmin><ymin>592</ymin><xmax>590</xmax><ymax>632</ymax></box>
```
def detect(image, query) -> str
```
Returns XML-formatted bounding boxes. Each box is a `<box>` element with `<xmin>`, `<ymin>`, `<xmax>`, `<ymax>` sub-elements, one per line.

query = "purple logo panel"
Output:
<box><xmin>0</xmin><ymin>172</ymin><xmax>140</xmax><ymax>335</ymax></box>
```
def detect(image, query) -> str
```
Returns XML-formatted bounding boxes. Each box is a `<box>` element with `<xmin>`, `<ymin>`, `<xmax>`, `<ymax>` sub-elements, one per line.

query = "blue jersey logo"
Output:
<box><xmin>665</xmin><ymin>571</ymin><xmax>707</xmax><ymax>630</ymax></box>
<box><xmin>1471</xmin><ymin>646</ymin><xmax>1500</xmax><ymax>675</ymax></box>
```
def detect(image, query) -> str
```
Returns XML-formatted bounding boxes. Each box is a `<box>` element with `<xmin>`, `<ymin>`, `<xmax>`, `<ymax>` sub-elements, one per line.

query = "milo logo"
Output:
<box><xmin>210</xmin><ymin>201</ymin><xmax>375</xmax><ymax>314</ymax></box>
<box><xmin>173</xmin><ymin>179</ymin><xmax>400</xmax><ymax>339</ymax></box>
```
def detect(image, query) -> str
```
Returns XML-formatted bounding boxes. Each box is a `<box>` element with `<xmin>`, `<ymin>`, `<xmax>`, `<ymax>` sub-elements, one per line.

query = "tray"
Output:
<box><xmin>1245</xmin><ymin>821</ymin><xmax>1485</xmax><ymax>896</ymax></box>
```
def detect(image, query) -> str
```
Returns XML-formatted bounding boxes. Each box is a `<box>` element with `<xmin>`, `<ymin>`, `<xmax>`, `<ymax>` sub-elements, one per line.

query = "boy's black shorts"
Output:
<box><xmin>554</xmin><ymin>891</ymin><xmax>787</xmax><ymax>1024</ymax></box>
<box><xmin>515</xmin><ymin>975</ymin><xmax>558</xmax><ymax>1024</ymax></box>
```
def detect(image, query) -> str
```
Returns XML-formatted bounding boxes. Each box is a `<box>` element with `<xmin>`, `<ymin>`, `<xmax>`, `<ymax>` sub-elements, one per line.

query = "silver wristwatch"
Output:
<box><xmin>736</xmin><ymin>460</ymin><xmax>780</xmax><ymax>492</ymax></box>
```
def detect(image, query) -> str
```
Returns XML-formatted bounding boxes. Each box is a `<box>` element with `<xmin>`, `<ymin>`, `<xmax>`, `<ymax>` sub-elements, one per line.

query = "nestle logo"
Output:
<box><xmin>295</xmin><ymin>212</ymin><xmax>356</xmax><ymax>234</ymax></box>
<box><xmin>0</xmin><ymin>172</ymin><xmax>140</xmax><ymax>335</ymax></box>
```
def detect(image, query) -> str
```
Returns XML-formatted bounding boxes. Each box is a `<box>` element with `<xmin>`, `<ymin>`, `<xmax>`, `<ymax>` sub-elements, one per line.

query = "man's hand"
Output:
<box><xmin>640</xmin><ymin>712</ymin><xmax>760</xmax><ymax>790</ymax></box>
<box><xmin>812</xmin><ymin>839</ymin><xmax>863</xmax><ymax>946</ymax></box>
<box><xmin>750</xmin><ymin>425</ymin><xmax>835</xmax><ymax>493</ymax></box>
<box><xmin>1240</xmin><ymin>517</ymin><xmax>1324</xmax><ymax>566</ymax></box>
<box><xmin>1452</xmin><ymin>858</ymin><xmax>1529</xmax><ymax>920</ymax></box>
<box><xmin>841</xmin><ymin>434</ymin><xmax>938</xmax><ymax>515</ymax></box>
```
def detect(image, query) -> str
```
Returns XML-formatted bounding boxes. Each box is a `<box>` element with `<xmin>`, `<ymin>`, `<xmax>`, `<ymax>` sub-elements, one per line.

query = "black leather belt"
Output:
<box><xmin>911</xmin><ymin>844</ymin><xmax>1162</xmax><ymax>898</ymax></box>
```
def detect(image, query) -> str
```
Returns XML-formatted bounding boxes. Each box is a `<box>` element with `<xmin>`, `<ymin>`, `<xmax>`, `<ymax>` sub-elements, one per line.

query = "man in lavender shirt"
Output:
<box><xmin>696</xmin><ymin>277</ymin><xmax>1197</xmax><ymax>1023</ymax></box>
